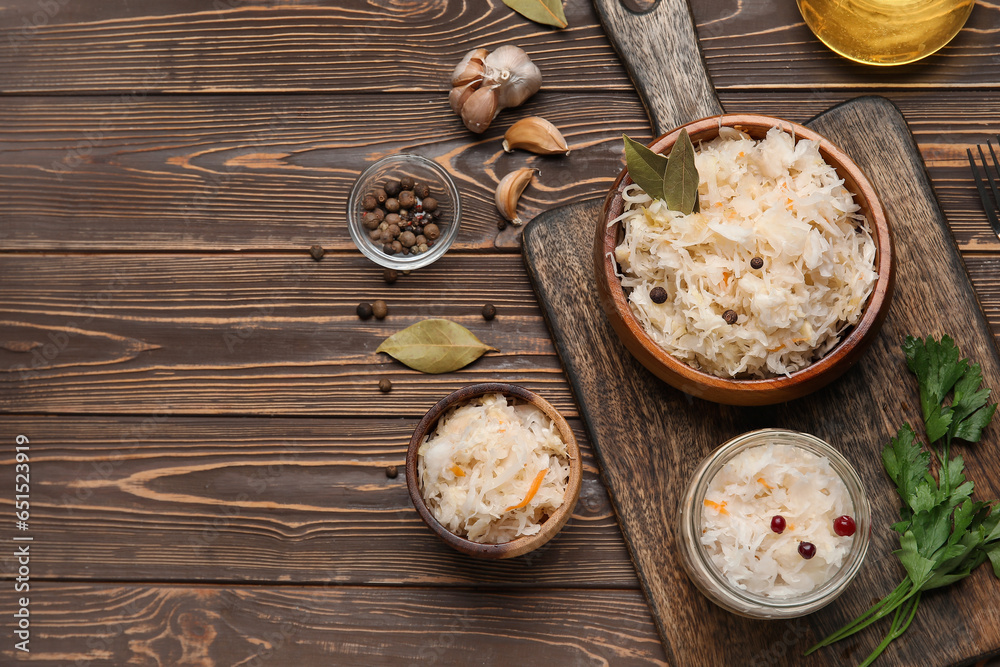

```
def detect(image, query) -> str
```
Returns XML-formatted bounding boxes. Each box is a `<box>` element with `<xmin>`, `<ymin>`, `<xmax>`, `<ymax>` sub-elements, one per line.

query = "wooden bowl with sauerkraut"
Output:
<box><xmin>596</xmin><ymin>115</ymin><xmax>895</xmax><ymax>406</ymax></box>
<box><xmin>405</xmin><ymin>383</ymin><xmax>582</xmax><ymax>559</ymax></box>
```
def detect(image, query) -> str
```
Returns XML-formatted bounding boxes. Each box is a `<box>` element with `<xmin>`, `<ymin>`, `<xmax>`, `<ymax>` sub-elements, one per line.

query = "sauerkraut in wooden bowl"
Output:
<box><xmin>596</xmin><ymin>115</ymin><xmax>895</xmax><ymax>406</ymax></box>
<box><xmin>405</xmin><ymin>383</ymin><xmax>582</xmax><ymax>559</ymax></box>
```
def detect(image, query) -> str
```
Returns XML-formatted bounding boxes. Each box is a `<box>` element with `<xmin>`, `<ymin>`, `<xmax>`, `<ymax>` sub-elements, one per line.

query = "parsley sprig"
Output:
<box><xmin>806</xmin><ymin>335</ymin><xmax>1000</xmax><ymax>667</ymax></box>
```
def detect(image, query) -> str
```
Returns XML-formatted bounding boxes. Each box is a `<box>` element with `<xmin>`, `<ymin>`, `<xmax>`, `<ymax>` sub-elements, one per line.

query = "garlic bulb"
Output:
<box><xmin>449</xmin><ymin>45</ymin><xmax>541</xmax><ymax>134</ymax></box>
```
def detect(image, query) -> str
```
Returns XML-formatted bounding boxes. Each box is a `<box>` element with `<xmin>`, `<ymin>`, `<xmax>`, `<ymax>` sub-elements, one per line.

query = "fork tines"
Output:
<box><xmin>967</xmin><ymin>136</ymin><xmax>1000</xmax><ymax>238</ymax></box>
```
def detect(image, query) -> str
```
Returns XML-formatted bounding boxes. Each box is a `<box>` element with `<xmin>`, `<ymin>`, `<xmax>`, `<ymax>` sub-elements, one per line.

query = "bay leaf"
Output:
<box><xmin>502</xmin><ymin>0</ymin><xmax>568</xmax><ymax>28</ymax></box>
<box><xmin>376</xmin><ymin>319</ymin><xmax>497</xmax><ymax>374</ymax></box>
<box><xmin>662</xmin><ymin>129</ymin><xmax>700</xmax><ymax>215</ymax></box>
<box><xmin>622</xmin><ymin>134</ymin><xmax>667</xmax><ymax>201</ymax></box>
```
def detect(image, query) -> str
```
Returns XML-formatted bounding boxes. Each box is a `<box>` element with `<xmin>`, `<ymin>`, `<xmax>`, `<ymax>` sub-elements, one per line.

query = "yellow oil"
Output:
<box><xmin>796</xmin><ymin>0</ymin><xmax>975</xmax><ymax>65</ymax></box>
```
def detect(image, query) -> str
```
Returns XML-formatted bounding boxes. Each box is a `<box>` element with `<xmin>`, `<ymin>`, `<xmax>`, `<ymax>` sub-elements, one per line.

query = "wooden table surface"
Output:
<box><xmin>1</xmin><ymin>0</ymin><xmax>999</xmax><ymax>665</ymax></box>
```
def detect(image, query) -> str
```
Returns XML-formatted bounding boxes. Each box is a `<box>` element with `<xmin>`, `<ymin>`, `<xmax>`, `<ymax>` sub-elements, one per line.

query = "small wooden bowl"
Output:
<box><xmin>405</xmin><ymin>383</ymin><xmax>582</xmax><ymax>559</ymax></box>
<box><xmin>595</xmin><ymin>115</ymin><xmax>895</xmax><ymax>406</ymax></box>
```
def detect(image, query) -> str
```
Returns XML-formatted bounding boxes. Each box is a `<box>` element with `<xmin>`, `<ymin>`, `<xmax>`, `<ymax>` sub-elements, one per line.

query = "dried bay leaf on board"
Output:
<box><xmin>662</xmin><ymin>129</ymin><xmax>700</xmax><ymax>215</ymax></box>
<box><xmin>622</xmin><ymin>135</ymin><xmax>667</xmax><ymax>201</ymax></box>
<box><xmin>502</xmin><ymin>0</ymin><xmax>568</xmax><ymax>29</ymax></box>
<box><xmin>376</xmin><ymin>319</ymin><xmax>497</xmax><ymax>374</ymax></box>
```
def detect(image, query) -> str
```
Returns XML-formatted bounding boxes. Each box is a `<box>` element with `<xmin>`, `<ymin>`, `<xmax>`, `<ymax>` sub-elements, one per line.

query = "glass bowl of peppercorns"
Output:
<box><xmin>347</xmin><ymin>154</ymin><xmax>461</xmax><ymax>271</ymax></box>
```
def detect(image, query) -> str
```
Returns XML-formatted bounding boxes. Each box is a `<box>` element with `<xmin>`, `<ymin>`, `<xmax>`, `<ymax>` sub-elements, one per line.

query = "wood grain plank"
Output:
<box><xmin>0</xmin><ymin>253</ymin><xmax>577</xmax><ymax>416</ymax></box>
<box><xmin>0</xmin><ymin>92</ymin><xmax>647</xmax><ymax>252</ymax></box>
<box><xmin>1</xmin><ymin>91</ymin><xmax>998</xmax><ymax>252</ymax></box>
<box><xmin>0</xmin><ymin>0</ymin><xmax>997</xmax><ymax>93</ymax></box>
<box><xmin>0</xmin><ymin>584</ymin><xmax>668</xmax><ymax>666</ymax></box>
<box><xmin>2</xmin><ymin>253</ymin><xmax>999</xmax><ymax>417</ymax></box>
<box><xmin>0</xmin><ymin>415</ymin><xmax>636</xmax><ymax>586</ymax></box>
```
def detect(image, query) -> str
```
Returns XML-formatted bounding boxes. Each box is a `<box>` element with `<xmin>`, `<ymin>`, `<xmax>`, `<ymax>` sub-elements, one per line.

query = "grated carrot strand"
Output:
<box><xmin>504</xmin><ymin>469</ymin><xmax>548</xmax><ymax>512</ymax></box>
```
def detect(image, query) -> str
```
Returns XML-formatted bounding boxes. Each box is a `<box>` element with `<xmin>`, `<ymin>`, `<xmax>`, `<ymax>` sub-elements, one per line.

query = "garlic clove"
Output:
<box><xmin>482</xmin><ymin>45</ymin><xmax>541</xmax><ymax>109</ymax></box>
<box><xmin>460</xmin><ymin>86</ymin><xmax>499</xmax><ymax>134</ymax></box>
<box><xmin>495</xmin><ymin>167</ymin><xmax>538</xmax><ymax>226</ymax></box>
<box><xmin>449</xmin><ymin>79</ymin><xmax>480</xmax><ymax>116</ymax></box>
<box><xmin>502</xmin><ymin>116</ymin><xmax>570</xmax><ymax>156</ymax></box>
<box><xmin>451</xmin><ymin>47</ymin><xmax>490</xmax><ymax>87</ymax></box>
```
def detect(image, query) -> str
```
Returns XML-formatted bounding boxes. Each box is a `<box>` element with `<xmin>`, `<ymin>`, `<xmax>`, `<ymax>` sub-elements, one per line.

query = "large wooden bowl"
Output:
<box><xmin>595</xmin><ymin>115</ymin><xmax>895</xmax><ymax>406</ymax></box>
<box><xmin>405</xmin><ymin>383</ymin><xmax>582</xmax><ymax>559</ymax></box>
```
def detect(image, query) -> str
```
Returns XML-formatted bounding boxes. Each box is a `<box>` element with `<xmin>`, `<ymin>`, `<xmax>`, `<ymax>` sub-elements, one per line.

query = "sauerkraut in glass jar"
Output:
<box><xmin>677</xmin><ymin>429</ymin><xmax>870</xmax><ymax>618</ymax></box>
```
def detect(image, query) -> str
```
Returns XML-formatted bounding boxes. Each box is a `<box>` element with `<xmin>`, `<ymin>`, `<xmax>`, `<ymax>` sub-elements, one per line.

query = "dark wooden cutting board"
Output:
<box><xmin>521</xmin><ymin>1</ymin><xmax>1000</xmax><ymax>664</ymax></box>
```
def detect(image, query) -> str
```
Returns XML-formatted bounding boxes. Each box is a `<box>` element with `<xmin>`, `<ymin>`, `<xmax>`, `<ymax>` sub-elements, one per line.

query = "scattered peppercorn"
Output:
<box><xmin>385</xmin><ymin>465</ymin><xmax>398</xmax><ymax>479</ymax></box>
<box><xmin>497</xmin><ymin>218</ymin><xmax>508</xmax><ymax>231</ymax></box>
<box><xmin>723</xmin><ymin>309</ymin><xmax>738</xmax><ymax>325</ymax></box>
<box><xmin>400</xmin><ymin>176</ymin><xmax>415</xmax><ymax>190</ymax></box>
<box><xmin>372</xmin><ymin>299</ymin><xmax>388</xmax><ymax>319</ymax></box>
<box><xmin>649</xmin><ymin>286</ymin><xmax>668</xmax><ymax>304</ymax></box>
<box><xmin>798</xmin><ymin>542</ymin><xmax>817</xmax><ymax>559</ymax></box>
<box><xmin>309</xmin><ymin>244</ymin><xmax>325</xmax><ymax>261</ymax></box>
<box><xmin>378</xmin><ymin>378</ymin><xmax>392</xmax><ymax>393</ymax></box>
<box><xmin>770</xmin><ymin>515</ymin><xmax>786</xmax><ymax>534</ymax></box>
<box><xmin>482</xmin><ymin>303</ymin><xmax>497</xmax><ymax>320</ymax></box>
<box><xmin>750</xmin><ymin>257</ymin><xmax>764</xmax><ymax>270</ymax></box>
<box><xmin>357</xmin><ymin>302</ymin><xmax>373</xmax><ymax>320</ymax></box>
<box><xmin>383</xmin><ymin>268</ymin><xmax>398</xmax><ymax>284</ymax></box>
<box><xmin>833</xmin><ymin>515</ymin><xmax>856</xmax><ymax>537</ymax></box>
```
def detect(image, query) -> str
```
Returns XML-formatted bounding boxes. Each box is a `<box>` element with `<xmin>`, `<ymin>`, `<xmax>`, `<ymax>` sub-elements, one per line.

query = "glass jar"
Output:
<box><xmin>796</xmin><ymin>0</ymin><xmax>975</xmax><ymax>66</ymax></box>
<box><xmin>347</xmin><ymin>154</ymin><xmax>462</xmax><ymax>271</ymax></box>
<box><xmin>677</xmin><ymin>428</ymin><xmax>871</xmax><ymax>618</ymax></box>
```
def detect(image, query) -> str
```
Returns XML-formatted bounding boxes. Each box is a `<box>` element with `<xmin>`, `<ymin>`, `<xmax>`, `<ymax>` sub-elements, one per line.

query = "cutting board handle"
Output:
<box><xmin>593</xmin><ymin>0</ymin><xmax>723</xmax><ymax>136</ymax></box>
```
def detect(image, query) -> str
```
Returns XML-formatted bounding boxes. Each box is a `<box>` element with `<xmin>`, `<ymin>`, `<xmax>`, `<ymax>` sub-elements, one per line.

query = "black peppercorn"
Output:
<box><xmin>398</xmin><ymin>190</ymin><xmax>415</xmax><ymax>209</ymax></box>
<box><xmin>497</xmin><ymin>218</ymin><xmax>507</xmax><ymax>231</ymax></box>
<box><xmin>383</xmin><ymin>268</ymin><xmax>398</xmax><ymax>284</ymax></box>
<box><xmin>373</xmin><ymin>188</ymin><xmax>388</xmax><ymax>205</ymax></box>
<box><xmin>400</xmin><ymin>175</ymin><xmax>415</xmax><ymax>190</ymax></box>
<box><xmin>649</xmin><ymin>286</ymin><xmax>668</xmax><ymax>304</ymax></box>
<box><xmin>421</xmin><ymin>196</ymin><xmax>438</xmax><ymax>213</ymax></box>
<box><xmin>378</xmin><ymin>378</ymin><xmax>392</xmax><ymax>393</ymax></box>
<box><xmin>423</xmin><ymin>223</ymin><xmax>440</xmax><ymax>241</ymax></box>
<box><xmin>384</xmin><ymin>198</ymin><xmax>400</xmax><ymax>213</ymax></box>
<box><xmin>722</xmin><ymin>309</ymin><xmax>738</xmax><ymax>325</ymax></box>
<box><xmin>372</xmin><ymin>208</ymin><xmax>385</xmax><ymax>222</ymax></box>
<box><xmin>384</xmin><ymin>213</ymin><xmax>400</xmax><ymax>226</ymax></box>
<box><xmin>357</xmin><ymin>303</ymin><xmax>373</xmax><ymax>320</ymax></box>
<box><xmin>372</xmin><ymin>299</ymin><xmax>388</xmax><ymax>319</ymax></box>
<box><xmin>362</xmin><ymin>194</ymin><xmax>377</xmax><ymax>211</ymax></box>
<box><xmin>482</xmin><ymin>303</ymin><xmax>497</xmax><ymax>320</ymax></box>
<box><xmin>390</xmin><ymin>240</ymin><xmax>402</xmax><ymax>254</ymax></box>
<box><xmin>382</xmin><ymin>243</ymin><xmax>394</xmax><ymax>254</ymax></box>
<box><xmin>414</xmin><ymin>182</ymin><xmax>430</xmax><ymax>199</ymax></box>
<box><xmin>750</xmin><ymin>257</ymin><xmax>764</xmax><ymax>270</ymax></box>
<box><xmin>385</xmin><ymin>465</ymin><xmax>398</xmax><ymax>479</ymax></box>
<box><xmin>362</xmin><ymin>212</ymin><xmax>380</xmax><ymax>230</ymax></box>
<box><xmin>384</xmin><ymin>180</ymin><xmax>401</xmax><ymax>197</ymax></box>
<box><xmin>399</xmin><ymin>231</ymin><xmax>416</xmax><ymax>248</ymax></box>
<box><xmin>309</xmin><ymin>244</ymin><xmax>325</xmax><ymax>261</ymax></box>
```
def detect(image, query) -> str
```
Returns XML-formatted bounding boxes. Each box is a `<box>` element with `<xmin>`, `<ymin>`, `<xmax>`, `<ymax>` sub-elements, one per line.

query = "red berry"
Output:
<box><xmin>833</xmin><ymin>515</ymin><xmax>856</xmax><ymax>537</ymax></box>
<box><xmin>770</xmin><ymin>515</ymin><xmax>786</xmax><ymax>534</ymax></box>
<box><xmin>798</xmin><ymin>542</ymin><xmax>816</xmax><ymax>559</ymax></box>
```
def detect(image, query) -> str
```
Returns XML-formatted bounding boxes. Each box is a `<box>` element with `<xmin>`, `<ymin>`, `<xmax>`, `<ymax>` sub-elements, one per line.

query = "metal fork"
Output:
<box><xmin>967</xmin><ymin>136</ymin><xmax>1000</xmax><ymax>242</ymax></box>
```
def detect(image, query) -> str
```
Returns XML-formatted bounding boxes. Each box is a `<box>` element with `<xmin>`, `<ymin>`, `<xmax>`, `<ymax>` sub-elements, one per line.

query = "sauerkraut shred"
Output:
<box><xmin>417</xmin><ymin>394</ymin><xmax>570</xmax><ymax>544</ymax></box>
<box><xmin>701</xmin><ymin>444</ymin><xmax>854</xmax><ymax>598</ymax></box>
<box><xmin>614</xmin><ymin>127</ymin><xmax>878</xmax><ymax>378</ymax></box>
